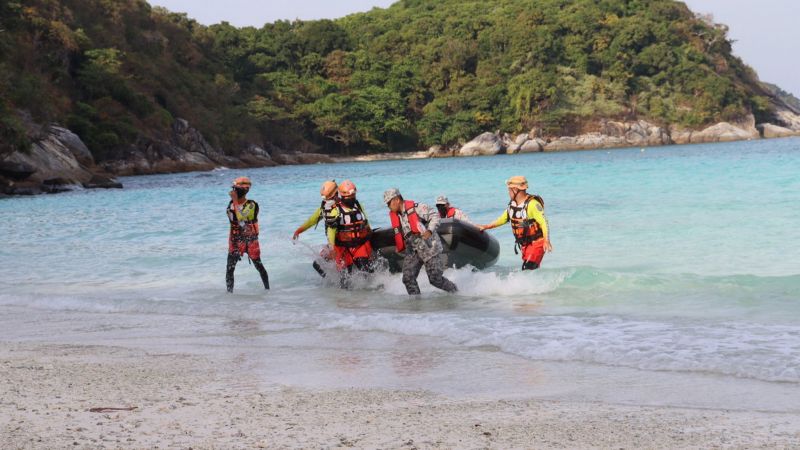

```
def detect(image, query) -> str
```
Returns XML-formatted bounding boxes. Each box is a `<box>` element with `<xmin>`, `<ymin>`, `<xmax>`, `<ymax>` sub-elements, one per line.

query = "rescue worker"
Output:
<box><xmin>384</xmin><ymin>188</ymin><xmax>458</xmax><ymax>295</ymax></box>
<box><xmin>292</xmin><ymin>180</ymin><xmax>339</xmax><ymax>240</ymax></box>
<box><xmin>435</xmin><ymin>195</ymin><xmax>471</xmax><ymax>223</ymax></box>
<box><xmin>226</xmin><ymin>176</ymin><xmax>270</xmax><ymax>292</ymax></box>
<box><xmin>329</xmin><ymin>180</ymin><xmax>373</xmax><ymax>285</ymax></box>
<box><xmin>292</xmin><ymin>180</ymin><xmax>340</xmax><ymax>278</ymax></box>
<box><xmin>478</xmin><ymin>176</ymin><xmax>552</xmax><ymax>270</ymax></box>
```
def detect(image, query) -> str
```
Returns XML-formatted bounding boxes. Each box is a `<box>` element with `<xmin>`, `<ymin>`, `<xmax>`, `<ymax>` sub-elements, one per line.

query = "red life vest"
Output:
<box><xmin>444</xmin><ymin>207</ymin><xmax>456</xmax><ymax>218</ymax></box>
<box><xmin>389</xmin><ymin>200</ymin><xmax>423</xmax><ymax>252</ymax></box>
<box><xmin>334</xmin><ymin>200</ymin><xmax>371</xmax><ymax>247</ymax></box>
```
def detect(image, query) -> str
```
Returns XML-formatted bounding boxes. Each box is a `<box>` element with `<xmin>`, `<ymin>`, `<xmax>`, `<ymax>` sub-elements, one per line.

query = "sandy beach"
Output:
<box><xmin>3</xmin><ymin>339</ymin><xmax>799</xmax><ymax>449</ymax></box>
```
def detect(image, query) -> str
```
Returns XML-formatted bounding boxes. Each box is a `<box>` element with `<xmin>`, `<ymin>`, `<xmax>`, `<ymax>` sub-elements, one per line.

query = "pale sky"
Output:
<box><xmin>150</xmin><ymin>0</ymin><xmax>799</xmax><ymax>97</ymax></box>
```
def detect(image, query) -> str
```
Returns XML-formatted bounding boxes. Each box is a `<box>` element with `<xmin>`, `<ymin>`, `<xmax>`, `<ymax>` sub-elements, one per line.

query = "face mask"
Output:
<box><xmin>342</xmin><ymin>197</ymin><xmax>356</xmax><ymax>207</ymax></box>
<box><xmin>437</xmin><ymin>205</ymin><xmax>448</xmax><ymax>217</ymax></box>
<box><xmin>234</xmin><ymin>187</ymin><xmax>248</xmax><ymax>197</ymax></box>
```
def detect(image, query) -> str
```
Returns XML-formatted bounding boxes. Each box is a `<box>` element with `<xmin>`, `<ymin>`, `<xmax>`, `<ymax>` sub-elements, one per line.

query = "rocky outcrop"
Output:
<box><xmin>440</xmin><ymin>114</ymin><xmax>788</xmax><ymax>158</ymax></box>
<box><xmin>238</xmin><ymin>144</ymin><xmax>278</xmax><ymax>167</ymax></box>
<box><xmin>271</xmin><ymin>151</ymin><xmax>335</xmax><ymax>165</ymax></box>
<box><xmin>757</xmin><ymin>123</ymin><xmax>799</xmax><ymax>138</ymax></box>
<box><xmin>50</xmin><ymin>126</ymin><xmax>94</xmax><ymax>167</ymax></box>
<box><xmin>544</xmin><ymin>133</ymin><xmax>628</xmax><ymax>151</ymax></box>
<box><xmin>541</xmin><ymin>120</ymin><xmax>671</xmax><ymax>152</ymax></box>
<box><xmin>458</xmin><ymin>132</ymin><xmax>505</xmax><ymax>156</ymax></box>
<box><xmin>671</xmin><ymin>115</ymin><xmax>760</xmax><ymax>144</ymax></box>
<box><xmin>520</xmin><ymin>138</ymin><xmax>545</xmax><ymax>153</ymax></box>
<box><xmin>600</xmin><ymin>120</ymin><xmax>671</xmax><ymax>146</ymax></box>
<box><xmin>1</xmin><ymin>116</ymin><xmax>342</xmax><ymax>195</ymax></box>
<box><xmin>776</xmin><ymin>109</ymin><xmax>800</xmax><ymax>131</ymax></box>
<box><xmin>103</xmin><ymin>119</ymin><xmax>242</xmax><ymax>175</ymax></box>
<box><xmin>0</xmin><ymin>125</ymin><xmax>122</xmax><ymax>195</ymax></box>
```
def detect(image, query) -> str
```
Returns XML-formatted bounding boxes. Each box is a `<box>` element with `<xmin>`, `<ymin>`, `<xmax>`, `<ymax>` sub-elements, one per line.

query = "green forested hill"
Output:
<box><xmin>0</xmin><ymin>0</ymin><xmax>788</xmax><ymax>160</ymax></box>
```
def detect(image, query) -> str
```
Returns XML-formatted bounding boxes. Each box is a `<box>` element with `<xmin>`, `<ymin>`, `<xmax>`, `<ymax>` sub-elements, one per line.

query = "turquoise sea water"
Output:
<box><xmin>1</xmin><ymin>138</ymin><xmax>799</xmax><ymax>384</ymax></box>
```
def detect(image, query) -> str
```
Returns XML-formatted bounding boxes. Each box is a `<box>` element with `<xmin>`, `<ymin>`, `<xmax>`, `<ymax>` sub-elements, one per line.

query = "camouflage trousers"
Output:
<box><xmin>401</xmin><ymin>252</ymin><xmax>458</xmax><ymax>295</ymax></box>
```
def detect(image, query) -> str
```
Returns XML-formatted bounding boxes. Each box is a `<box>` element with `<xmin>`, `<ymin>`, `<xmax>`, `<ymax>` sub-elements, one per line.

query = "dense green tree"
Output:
<box><xmin>0</xmin><ymin>0</ymin><xmax>788</xmax><ymax>160</ymax></box>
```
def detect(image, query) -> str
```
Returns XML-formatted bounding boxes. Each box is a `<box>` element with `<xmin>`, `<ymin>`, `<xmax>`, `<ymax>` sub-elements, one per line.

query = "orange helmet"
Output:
<box><xmin>320</xmin><ymin>180</ymin><xmax>338</xmax><ymax>199</ymax></box>
<box><xmin>338</xmin><ymin>180</ymin><xmax>357</xmax><ymax>197</ymax></box>
<box><xmin>232</xmin><ymin>176</ymin><xmax>252</xmax><ymax>187</ymax></box>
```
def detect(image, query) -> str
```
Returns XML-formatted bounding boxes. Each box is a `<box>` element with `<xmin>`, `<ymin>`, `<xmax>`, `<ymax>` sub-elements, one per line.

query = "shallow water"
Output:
<box><xmin>1</xmin><ymin>138</ymin><xmax>800</xmax><ymax>390</ymax></box>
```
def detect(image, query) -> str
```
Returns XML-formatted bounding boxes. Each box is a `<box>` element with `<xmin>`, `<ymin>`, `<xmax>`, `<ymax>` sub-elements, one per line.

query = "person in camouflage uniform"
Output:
<box><xmin>384</xmin><ymin>188</ymin><xmax>458</xmax><ymax>295</ymax></box>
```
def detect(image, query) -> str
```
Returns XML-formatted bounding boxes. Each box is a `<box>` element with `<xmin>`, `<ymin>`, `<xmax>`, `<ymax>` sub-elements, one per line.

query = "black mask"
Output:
<box><xmin>234</xmin><ymin>187</ymin><xmax>248</xmax><ymax>197</ymax></box>
<box><xmin>437</xmin><ymin>205</ymin><xmax>448</xmax><ymax>217</ymax></box>
<box><xmin>342</xmin><ymin>197</ymin><xmax>356</xmax><ymax>207</ymax></box>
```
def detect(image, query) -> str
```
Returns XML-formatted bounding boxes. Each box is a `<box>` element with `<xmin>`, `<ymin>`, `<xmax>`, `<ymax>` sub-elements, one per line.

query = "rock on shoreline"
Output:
<box><xmin>0</xmin><ymin>118</ymin><xmax>331</xmax><ymax>196</ymax></box>
<box><xmin>3</xmin><ymin>110</ymin><xmax>799</xmax><ymax>196</ymax></box>
<box><xmin>449</xmin><ymin>111</ymin><xmax>799</xmax><ymax>157</ymax></box>
<box><xmin>0</xmin><ymin>126</ymin><xmax>121</xmax><ymax>195</ymax></box>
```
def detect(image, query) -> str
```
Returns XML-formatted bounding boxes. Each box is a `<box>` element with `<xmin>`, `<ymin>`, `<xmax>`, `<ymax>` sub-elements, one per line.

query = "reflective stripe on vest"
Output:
<box><xmin>335</xmin><ymin>200</ymin><xmax>371</xmax><ymax>247</ymax></box>
<box><xmin>507</xmin><ymin>196</ymin><xmax>543</xmax><ymax>244</ymax></box>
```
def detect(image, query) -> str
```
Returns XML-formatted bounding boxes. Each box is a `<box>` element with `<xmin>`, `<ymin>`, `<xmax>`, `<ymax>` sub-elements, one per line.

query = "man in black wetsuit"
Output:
<box><xmin>226</xmin><ymin>176</ymin><xmax>269</xmax><ymax>293</ymax></box>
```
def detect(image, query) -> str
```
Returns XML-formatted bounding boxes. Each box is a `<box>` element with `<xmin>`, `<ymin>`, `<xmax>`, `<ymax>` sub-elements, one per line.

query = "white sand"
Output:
<box><xmin>3</xmin><ymin>342</ymin><xmax>799</xmax><ymax>449</ymax></box>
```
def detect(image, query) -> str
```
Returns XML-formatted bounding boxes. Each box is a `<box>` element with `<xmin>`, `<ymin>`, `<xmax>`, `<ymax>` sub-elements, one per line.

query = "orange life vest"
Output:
<box><xmin>508</xmin><ymin>195</ymin><xmax>544</xmax><ymax>245</ymax></box>
<box><xmin>389</xmin><ymin>200</ymin><xmax>423</xmax><ymax>252</ymax></box>
<box><xmin>334</xmin><ymin>200</ymin><xmax>371</xmax><ymax>247</ymax></box>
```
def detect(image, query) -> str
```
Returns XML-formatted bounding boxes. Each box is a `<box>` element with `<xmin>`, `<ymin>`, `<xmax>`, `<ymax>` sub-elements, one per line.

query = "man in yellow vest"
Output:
<box><xmin>479</xmin><ymin>176</ymin><xmax>552</xmax><ymax>270</ymax></box>
<box><xmin>293</xmin><ymin>180</ymin><xmax>339</xmax><ymax>241</ymax></box>
<box><xmin>226</xmin><ymin>176</ymin><xmax>270</xmax><ymax>292</ymax></box>
<box><xmin>293</xmin><ymin>180</ymin><xmax>340</xmax><ymax>278</ymax></box>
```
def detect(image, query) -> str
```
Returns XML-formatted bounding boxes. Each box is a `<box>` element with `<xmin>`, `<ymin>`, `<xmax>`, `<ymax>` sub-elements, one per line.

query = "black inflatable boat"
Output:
<box><xmin>370</xmin><ymin>219</ymin><xmax>500</xmax><ymax>273</ymax></box>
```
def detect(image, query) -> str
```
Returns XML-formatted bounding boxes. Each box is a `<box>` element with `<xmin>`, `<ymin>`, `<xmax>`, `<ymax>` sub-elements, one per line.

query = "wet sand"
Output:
<box><xmin>3</xmin><ymin>340</ymin><xmax>799</xmax><ymax>449</ymax></box>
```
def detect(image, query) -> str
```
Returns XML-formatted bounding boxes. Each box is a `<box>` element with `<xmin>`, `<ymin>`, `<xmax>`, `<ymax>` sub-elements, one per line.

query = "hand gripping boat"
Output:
<box><xmin>370</xmin><ymin>218</ymin><xmax>500</xmax><ymax>273</ymax></box>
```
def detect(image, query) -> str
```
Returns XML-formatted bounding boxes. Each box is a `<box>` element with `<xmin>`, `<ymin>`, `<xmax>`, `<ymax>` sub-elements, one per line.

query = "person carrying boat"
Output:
<box><xmin>226</xmin><ymin>176</ymin><xmax>270</xmax><ymax>292</ymax></box>
<box><xmin>329</xmin><ymin>180</ymin><xmax>374</xmax><ymax>283</ymax></box>
<box><xmin>292</xmin><ymin>180</ymin><xmax>340</xmax><ymax>278</ymax></box>
<box><xmin>479</xmin><ymin>176</ymin><xmax>552</xmax><ymax>270</ymax></box>
<box><xmin>384</xmin><ymin>188</ymin><xmax>458</xmax><ymax>295</ymax></box>
<box><xmin>435</xmin><ymin>195</ymin><xmax>471</xmax><ymax>223</ymax></box>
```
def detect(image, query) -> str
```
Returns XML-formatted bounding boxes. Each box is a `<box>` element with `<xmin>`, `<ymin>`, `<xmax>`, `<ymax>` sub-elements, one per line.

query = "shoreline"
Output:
<box><xmin>4</xmin><ymin>135</ymin><xmax>793</xmax><ymax>195</ymax></box>
<box><xmin>3</xmin><ymin>340</ymin><xmax>799</xmax><ymax>448</ymax></box>
<box><xmin>2</xmin><ymin>304</ymin><xmax>800</xmax><ymax>447</ymax></box>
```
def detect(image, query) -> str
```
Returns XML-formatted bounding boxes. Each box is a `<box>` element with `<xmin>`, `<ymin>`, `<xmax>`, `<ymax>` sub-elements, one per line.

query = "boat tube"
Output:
<box><xmin>370</xmin><ymin>218</ymin><xmax>500</xmax><ymax>273</ymax></box>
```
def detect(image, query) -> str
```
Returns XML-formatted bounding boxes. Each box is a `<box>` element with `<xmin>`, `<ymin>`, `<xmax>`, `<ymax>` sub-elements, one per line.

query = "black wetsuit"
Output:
<box><xmin>226</xmin><ymin>199</ymin><xmax>270</xmax><ymax>292</ymax></box>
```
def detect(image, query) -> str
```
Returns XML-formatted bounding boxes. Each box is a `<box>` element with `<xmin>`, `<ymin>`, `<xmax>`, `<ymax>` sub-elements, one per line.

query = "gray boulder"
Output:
<box><xmin>0</xmin><ymin>126</ymin><xmax>123</xmax><ymax>194</ymax></box>
<box><xmin>519</xmin><ymin>138</ymin><xmax>545</xmax><ymax>153</ymax></box>
<box><xmin>458</xmin><ymin>132</ymin><xmax>505</xmax><ymax>156</ymax></box>
<box><xmin>0</xmin><ymin>160</ymin><xmax>37</xmax><ymax>180</ymax></box>
<box><xmin>776</xmin><ymin>109</ymin><xmax>800</xmax><ymax>131</ymax></box>
<box><xmin>172</xmin><ymin>118</ymin><xmax>225</xmax><ymax>162</ymax></box>
<box><xmin>239</xmin><ymin>145</ymin><xmax>278</xmax><ymax>167</ymax></box>
<box><xmin>670</xmin><ymin>115</ymin><xmax>759</xmax><ymax>145</ymax></box>
<box><xmin>600</xmin><ymin>120</ymin><xmax>670</xmax><ymax>146</ymax></box>
<box><xmin>757</xmin><ymin>123</ymin><xmax>799</xmax><ymax>138</ymax></box>
<box><xmin>5</xmin><ymin>131</ymin><xmax>94</xmax><ymax>186</ymax></box>
<box><xmin>50</xmin><ymin>126</ymin><xmax>94</xmax><ymax>166</ymax></box>
<box><xmin>544</xmin><ymin>133</ymin><xmax>627</xmax><ymax>151</ymax></box>
<box><xmin>688</xmin><ymin>122</ymin><xmax>759</xmax><ymax>143</ymax></box>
